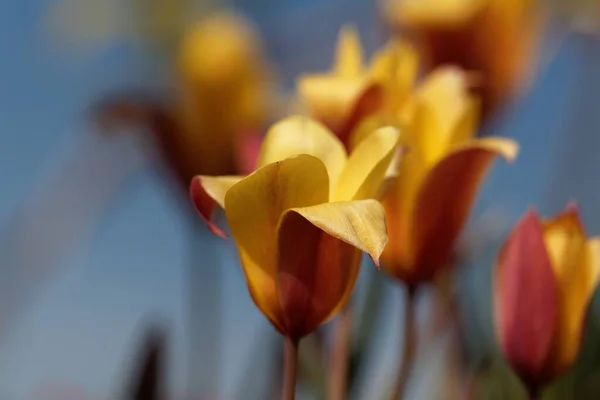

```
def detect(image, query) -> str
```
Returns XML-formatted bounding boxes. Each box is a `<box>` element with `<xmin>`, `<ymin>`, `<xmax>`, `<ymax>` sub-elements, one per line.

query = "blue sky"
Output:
<box><xmin>0</xmin><ymin>0</ymin><xmax>599</xmax><ymax>399</ymax></box>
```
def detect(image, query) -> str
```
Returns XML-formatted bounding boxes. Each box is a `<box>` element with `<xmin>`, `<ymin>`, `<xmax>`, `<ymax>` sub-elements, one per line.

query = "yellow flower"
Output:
<box><xmin>175</xmin><ymin>12</ymin><xmax>273</xmax><ymax>175</ymax></box>
<box><xmin>382</xmin><ymin>0</ymin><xmax>543</xmax><ymax>120</ymax></box>
<box><xmin>296</xmin><ymin>25</ymin><xmax>417</xmax><ymax>148</ymax></box>
<box><xmin>494</xmin><ymin>205</ymin><xmax>600</xmax><ymax>391</ymax></box>
<box><xmin>190</xmin><ymin>116</ymin><xmax>399</xmax><ymax>338</ymax></box>
<box><xmin>380</xmin><ymin>67</ymin><xmax>519</xmax><ymax>284</ymax></box>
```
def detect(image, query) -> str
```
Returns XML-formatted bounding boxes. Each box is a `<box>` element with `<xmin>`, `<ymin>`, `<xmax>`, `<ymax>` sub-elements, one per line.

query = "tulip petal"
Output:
<box><xmin>224</xmin><ymin>155</ymin><xmax>329</xmax><ymax>331</ymax></box>
<box><xmin>390</xmin><ymin>0</ymin><xmax>487</xmax><ymax>27</ymax></box>
<box><xmin>337</xmin><ymin>84</ymin><xmax>385</xmax><ymax>147</ymax></box>
<box><xmin>276</xmin><ymin>210</ymin><xmax>362</xmax><ymax>338</ymax></box>
<box><xmin>495</xmin><ymin>209</ymin><xmax>558</xmax><ymax>386</ymax></box>
<box><xmin>284</xmin><ymin>199</ymin><xmax>388</xmax><ymax>265</ymax></box>
<box><xmin>334</xmin><ymin>25</ymin><xmax>364</xmax><ymax>78</ymax></box>
<box><xmin>296</xmin><ymin>75</ymin><xmax>371</xmax><ymax>134</ymax></box>
<box><xmin>411</xmin><ymin>137</ymin><xmax>519</xmax><ymax>280</ymax></box>
<box><xmin>190</xmin><ymin>175</ymin><xmax>243</xmax><ymax>238</ymax></box>
<box><xmin>258</xmin><ymin>116</ymin><xmax>347</xmax><ymax>192</ymax></box>
<box><xmin>334</xmin><ymin>126</ymin><xmax>400</xmax><ymax>201</ymax></box>
<box><xmin>542</xmin><ymin>204</ymin><xmax>600</xmax><ymax>373</ymax></box>
<box><xmin>369</xmin><ymin>39</ymin><xmax>419</xmax><ymax>113</ymax></box>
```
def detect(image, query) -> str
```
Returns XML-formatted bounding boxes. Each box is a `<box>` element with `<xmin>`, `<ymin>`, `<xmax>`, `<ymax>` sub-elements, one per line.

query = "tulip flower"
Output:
<box><xmin>296</xmin><ymin>25</ymin><xmax>417</xmax><ymax>148</ymax></box>
<box><xmin>190</xmin><ymin>116</ymin><xmax>399</xmax><ymax>399</ymax></box>
<box><xmin>93</xmin><ymin>12</ymin><xmax>273</xmax><ymax>191</ymax></box>
<box><xmin>380</xmin><ymin>67</ymin><xmax>519</xmax><ymax>285</ymax></box>
<box><xmin>494</xmin><ymin>205</ymin><xmax>600</xmax><ymax>396</ymax></box>
<box><xmin>190</xmin><ymin>116</ymin><xmax>399</xmax><ymax>338</ymax></box>
<box><xmin>382</xmin><ymin>0</ymin><xmax>544</xmax><ymax>120</ymax></box>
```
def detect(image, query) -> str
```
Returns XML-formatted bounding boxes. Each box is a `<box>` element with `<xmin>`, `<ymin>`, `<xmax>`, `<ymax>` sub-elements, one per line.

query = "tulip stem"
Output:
<box><xmin>283</xmin><ymin>336</ymin><xmax>299</xmax><ymax>400</ymax></box>
<box><xmin>389</xmin><ymin>285</ymin><xmax>418</xmax><ymax>400</ymax></box>
<box><xmin>328</xmin><ymin>304</ymin><xmax>353</xmax><ymax>400</ymax></box>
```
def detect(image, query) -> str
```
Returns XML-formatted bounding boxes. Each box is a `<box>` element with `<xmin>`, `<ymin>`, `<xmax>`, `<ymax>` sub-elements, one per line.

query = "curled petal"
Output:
<box><xmin>334</xmin><ymin>126</ymin><xmax>400</xmax><ymax>201</ymax></box>
<box><xmin>190</xmin><ymin>175</ymin><xmax>243</xmax><ymax>238</ymax></box>
<box><xmin>258</xmin><ymin>116</ymin><xmax>347</xmax><ymax>191</ymax></box>
<box><xmin>285</xmin><ymin>199</ymin><xmax>388</xmax><ymax>265</ymax></box>
<box><xmin>224</xmin><ymin>155</ymin><xmax>329</xmax><ymax>331</ymax></box>
<box><xmin>411</xmin><ymin>137</ymin><xmax>519</xmax><ymax>281</ymax></box>
<box><xmin>495</xmin><ymin>209</ymin><xmax>558</xmax><ymax>386</ymax></box>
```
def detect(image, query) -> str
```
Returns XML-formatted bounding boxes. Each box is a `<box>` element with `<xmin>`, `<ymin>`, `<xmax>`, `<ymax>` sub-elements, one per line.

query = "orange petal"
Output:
<box><xmin>276</xmin><ymin>210</ymin><xmax>362</xmax><ymax>339</ymax></box>
<box><xmin>411</xmin><ymin>137</ymin><xmax>518</xmax><ymax>281</ymax></box>
<box><xmin>495</xmin><ymin>209</ymin><xmax>558</xmax><ymax>387</ymax></box>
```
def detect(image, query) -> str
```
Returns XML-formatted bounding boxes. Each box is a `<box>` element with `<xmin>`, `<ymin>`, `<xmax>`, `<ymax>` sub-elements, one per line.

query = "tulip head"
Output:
<box><xmin>495</xmin><ymin>205</ymin><xmax>600</xmax><ymax>390</ymax></box>
<box><xmin>190</xmin><ymin>116</ymin><xmax>400</xmax><ymax>338</ymax></box>
<box><xmin>383</xmin><ymin>0</ymin><xmax>543</xmax><ymax>120</ymax></box>
<box><xmin>380</xmin><ymin>67</ymin><xmax>518</xmax><ymax>284</ymax></box>
<box><xmin>296</xmin><ymin>26</ymin><xmax>417</xmax><ymax>148</ymax></box>
<box><xmin>176</xmin><ymin>12</ymin><xmax>273</xmax><ymax>175</ymax></box>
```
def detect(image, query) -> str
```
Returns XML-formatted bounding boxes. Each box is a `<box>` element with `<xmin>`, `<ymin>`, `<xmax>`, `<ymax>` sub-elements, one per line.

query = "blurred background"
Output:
<box><xmin>1</xmin><ymin>0</ymin><xmax>600</xmax><ymax>399</ymax></box>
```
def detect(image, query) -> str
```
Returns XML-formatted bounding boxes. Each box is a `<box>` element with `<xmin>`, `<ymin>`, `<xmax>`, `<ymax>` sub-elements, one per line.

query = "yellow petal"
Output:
<box><xmin>296</xmin><ymin>75</ymin><xmax>369</xmax><ymax>133</ymax></box>
<box><xmin>224</xmin><ymin>155</ymin><xmax>329</xmax><ymax>331</ymax></box>
<box><xmin>190</xmin><ymin>175</ymin><xmax>244</xmax><ymax>237</ymax></box>
<box><xmin>333</xmin><ymin>126</ymin><xmax>401</xmax><ymax>201</ymax></box>
<box><xmin>369</xmin><ymin>39</ymin><xmax>419</xmax><ymax>112</ymax></box>
<box><xmin>542</xmin><ymin>207</ymin><xmax>600</xmax><ymax>373</ymax></box>
<box><xmin>390</xmin><ymin>0</ymin><xmax>488</xmax><ymax>28</ymax></box>
<box><xmin>258</xmin><ymin>116</ymin><xmax>347</xmax><ymax>192</ymax></box>
<box><xmin>285</xmin><ymin>199</ymin><xmax>388</xmax><ymax>265</ymax></box>
<box><xmin>334</xmin><ymin>24</ymin><xmax>364</xmax><ymax>78</ymax></box>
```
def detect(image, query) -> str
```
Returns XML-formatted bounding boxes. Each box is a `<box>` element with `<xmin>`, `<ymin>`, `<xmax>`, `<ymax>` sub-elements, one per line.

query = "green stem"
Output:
<box><xmin>328</xmin><ymin>304</ymin><xmax>352</xmax><ymax>400</ymax></box>
<box><xmin>389</xmin><ymin>286</ymin><xmax>418</xmax><ymax>400</ymax></box>
<box><xmin>283</xmin><ymin>336</ymin><xmax>299</xmax><ymax>400</ymax></box>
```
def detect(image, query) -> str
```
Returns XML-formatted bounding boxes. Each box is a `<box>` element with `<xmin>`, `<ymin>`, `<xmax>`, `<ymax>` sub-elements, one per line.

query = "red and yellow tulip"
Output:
<box><xmin>380</xmin><ymin>67</ymin><xmax>519</xmax><ymax>284</ymax></box>
<box><xmin>94</xmin><ymin>12</ymin><xmax>273</xmax><ymax>191</ymax></box>
<box><xmin>190</xmin><ymin>116</ymin><xmax>400</xmax><ymax>339</ymax></box>
<box><xmin>296</xmin><ymin>26</ymin><xmax>418</xmax><ymax>148</ymax></box>
<box><xmin>382</xmin><ymin>0</ymin><xmax>543</xmax><ymax>120</ymax></box>
<box><xmin>495</xmin><ymin>205</ymin><xmax>600</xmax><ymax>391</ymax></box>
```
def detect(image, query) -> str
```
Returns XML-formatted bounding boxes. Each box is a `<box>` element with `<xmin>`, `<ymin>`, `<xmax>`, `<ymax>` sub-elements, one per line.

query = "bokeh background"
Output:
<box><xmin>1</xmin><ymin>0</ymin><xmax>600</xmax><ymax>399</ymax></box>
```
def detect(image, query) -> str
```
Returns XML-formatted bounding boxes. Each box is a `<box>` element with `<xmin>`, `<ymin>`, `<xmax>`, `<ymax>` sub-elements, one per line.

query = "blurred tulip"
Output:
<box><xmin>494</xmin><ymin>205</ymin><xmax>600</xmax><ymax>395</ymax></box>
<box><xmin>94</xmin><ymin>12</ymin><xmax>274</xmax><ymax>192</ymax></box>
<box><xmin>382</xmin><ymin>0</ymin><xmax>544</xmax><ymax>121</ymax></box>
<box><xmin>190</xmin><ymin>116</ymin><xmax>399</xmax><ymax>339</ymax></box>
<box><xmin>380</xmin><ymin>67</ymin><xmax>519</xmax><ymax>284</ymax></box>
<box><xmin>296</xmin><ymin>26</ymin><xmax>417</xmax><ymax>148</ymax></box>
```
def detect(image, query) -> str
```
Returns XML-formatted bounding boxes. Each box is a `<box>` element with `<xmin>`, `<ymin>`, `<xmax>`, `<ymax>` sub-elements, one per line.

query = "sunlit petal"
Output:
<box><xmin>334</xmin><ymin>24</ymin><xmax>364</xmax><ymax>77</ymax></box>
<box><xmin>334</xmin><ymin>126</ymin><xmax>400</xmax><ymax>201</ymax></box>
<box><xmin>258</xmin><ymin>116</ymin><xmax>347</xmax><ymax>191</ymax></box>
<box><xmin>224</xmin><ymin>155</ymin><xmax>329</xmax><ymax>331</ymax></box>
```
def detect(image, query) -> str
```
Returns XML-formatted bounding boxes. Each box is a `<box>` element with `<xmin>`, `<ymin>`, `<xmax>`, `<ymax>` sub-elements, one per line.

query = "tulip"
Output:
<box><xmin>190</xmin><ymin>116</ymin><xmax>399</xmax><ymax>338</ymax></box>
<box><xmin>495</xmin><ymin>205</ymin><xmax>600</xmax><ymax>395</ymax></box>
<box><xmin>93</xmin><ymin>12</ymin><xmax>273</xmax><ymax>191</ymax></box>
<box><xmin>190</xmin><ymin>116</ymin><xmax>399</xmax><ymax>399</ymax></box>
<box><xmin>380</xmin><ymin>67</ymin><xmax>519</xmax><ymax>285</ymax></box>
<box><xmin>382</xmin><ymin>0</ymin><xmax>544</xmax><ymax>120</ymax></box>
<box><xmin>296</xmin><ymin>25</ymin><xmax>417</xmax><ymax>148</ymax></box>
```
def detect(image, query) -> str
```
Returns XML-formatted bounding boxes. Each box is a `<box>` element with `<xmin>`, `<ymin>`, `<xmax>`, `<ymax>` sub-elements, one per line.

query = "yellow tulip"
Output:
<box><xmin>380</xmin><ymin>67</ymin><xmax>519</xmax><ymax>284</ymax></box>
<box><xmin>296</xmin><ymin>25</ymin><xmax>417</xmax><ymax>148</ymax></box>
<box><xmin>494</xmin><ymin>205</ymin><xmax>600</xmax><ymax>392</ymax></box>
<box><xmin>382</xmin><ymin>0</ymin><xmax>543</xmax><ymax>120</ymax></box>
<box><xmin>189</xmin><ymin>116</ymin><xmax>399</xmax><ymax>338</ymax></box>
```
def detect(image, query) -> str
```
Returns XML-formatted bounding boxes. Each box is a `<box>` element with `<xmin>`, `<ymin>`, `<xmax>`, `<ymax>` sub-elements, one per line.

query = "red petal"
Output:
<box><xmin>189</xmin><ymin>177</ymin><xmax>228</xmax><ymax>238</ymax></box>
<box><xmin>495</xmin><ymin>208</ymin><xmax>558</xmax><ymax>387</ymax></box>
